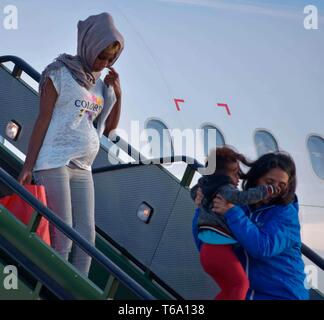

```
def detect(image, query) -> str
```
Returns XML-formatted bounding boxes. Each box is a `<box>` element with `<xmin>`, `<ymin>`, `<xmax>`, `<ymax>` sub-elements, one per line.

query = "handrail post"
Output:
<box><xmin>104</xmin><ymin>275</ymin><xmax>120</xmax><ymax>299</ymax></box>
<box><xmin>26</xmin><ymin>211</ymin><xmax>42</xmax><ymax>233</ymax></box>
<box><xmin>12</xmin><ymin>65</ymin><xmax>22</xmax><ymax>78</ymax></box>
<box><xmin>180</xmin><ymin>165</ymin><xmax>196</xmax><ymax>187</ymax></box>
<box><xmin>32</xmin><ymin>281</ymin><xmax>43</xmax><ymax>300</ymax></box>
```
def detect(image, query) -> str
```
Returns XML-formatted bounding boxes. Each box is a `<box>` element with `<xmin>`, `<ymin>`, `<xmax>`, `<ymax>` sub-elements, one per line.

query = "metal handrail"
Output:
<box><xmin>93</xmin><ymin>154</ymin><xmax>204</xmax><ymax>174</ymax></box>
<box><xmin>0</xmin><ymin>55</ymin><xmax>40</xmax><ymax>82</ymax></box>
<box><xmin>0</xmin><ymin>167</ymin><xmax>155</xmax><ymax>300</ymax></box>
<box><xmin>302</xmin><ymin>243</ymin><xmax>324</xmax><ymax>271</ymax></box>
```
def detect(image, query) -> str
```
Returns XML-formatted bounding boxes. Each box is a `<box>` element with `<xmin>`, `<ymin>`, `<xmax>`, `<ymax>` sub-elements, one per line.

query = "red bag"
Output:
<box><xmin>0</xmin><ymin>184</ymin><xmax>51</xmax><ymax>246</ymax></box>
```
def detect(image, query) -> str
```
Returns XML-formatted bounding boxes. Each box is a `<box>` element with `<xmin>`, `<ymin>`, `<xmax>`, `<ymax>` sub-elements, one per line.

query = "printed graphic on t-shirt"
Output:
<box><xmin>74</xmin><ymin>94</ymin><xmax>103</xmax><ymax>121</ymax></box>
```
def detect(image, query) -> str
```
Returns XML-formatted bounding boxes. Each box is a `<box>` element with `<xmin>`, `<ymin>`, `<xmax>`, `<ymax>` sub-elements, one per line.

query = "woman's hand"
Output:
<box><xmin>194</xmin><ymin>187</ymin><xmax>204</xmax><ymax>207</ymax></box>
<box><xmin>212</xmin><ymin>195</ymin><xmax>234</xmax><ymax>215</ymax></box>
<box><xmin>104</xmin><ymin>67</ymin><xmax>121</xmax><ymax>100</ymax></box>
<box><xmin>18</xmin><ymin>167</ymin><xmax>33</xmax><ymax>185</ymax></box>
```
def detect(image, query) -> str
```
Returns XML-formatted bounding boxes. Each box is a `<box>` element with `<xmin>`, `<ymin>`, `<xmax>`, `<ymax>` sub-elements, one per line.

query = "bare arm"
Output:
<box><xmin>103</xmin><ymin>97</ymin><xmax>121</xmax><ymax>137</ymax></box>
<box><xmin>18</xmin><ymin>78</ymin><xmax>58</xmax><ymax>184</ymax></box>
<box><xmin>103</xmin><ymin>67</ymin><xmax>121</xmax><ymax>137</ymax></box>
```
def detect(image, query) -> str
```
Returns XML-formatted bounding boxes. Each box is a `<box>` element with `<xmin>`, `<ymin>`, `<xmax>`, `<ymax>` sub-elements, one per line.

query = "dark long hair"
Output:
<box><xmin>205</xmin><ymin>146</ymin><xmax>251</xmax><ymax>178</ymax></box>
<box><xmin>242</xmin><ymin>152</ymin><xmax>297</xmax><ymax>205</ymax></box>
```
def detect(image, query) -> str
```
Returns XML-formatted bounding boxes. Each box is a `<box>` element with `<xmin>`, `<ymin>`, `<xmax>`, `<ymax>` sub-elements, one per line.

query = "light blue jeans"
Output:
<box><xmin>33</xmin><ymin>162</ymin><xmax>95</xmax><ymax>276</ymax></box>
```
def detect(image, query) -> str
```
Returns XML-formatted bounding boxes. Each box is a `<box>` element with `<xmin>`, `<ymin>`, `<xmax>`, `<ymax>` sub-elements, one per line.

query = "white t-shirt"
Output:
<box><xmin>33</xmin><ymin>65</ymin><xmax>116</xmax><ymax>172</ymax></box>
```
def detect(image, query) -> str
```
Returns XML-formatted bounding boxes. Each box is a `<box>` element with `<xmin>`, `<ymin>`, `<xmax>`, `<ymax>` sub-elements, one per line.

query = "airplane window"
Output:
<box><xmin>254</xmin><ymin>130</ymin><xmax>279</xmax><ymax>157</ymax></box>
<box><xmin>307</xmin><ymin>135</ymin><xmax>324</xmax><ymax>180</ymax></box>
<box><xmin>145</xmin><ymin>119</ymin><xmax>174</xmax><ymax>159</ymax></box>
<box><xmin>202</xmin><ymin>125</ymin><xmax>225</xmax><ymax>157</ymax></box>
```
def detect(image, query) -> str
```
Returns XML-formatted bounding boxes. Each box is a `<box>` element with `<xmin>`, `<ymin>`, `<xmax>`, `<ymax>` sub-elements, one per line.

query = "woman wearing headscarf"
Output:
<box><xmin>18</xmin><ymin>12</ymin><xmax>124</xmax><ymax>276</ymax></box>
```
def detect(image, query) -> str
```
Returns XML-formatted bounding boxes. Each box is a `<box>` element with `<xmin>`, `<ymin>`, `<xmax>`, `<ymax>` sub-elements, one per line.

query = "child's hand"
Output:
<box><xmin>267</xmin><ymin>184</ymin><xmax>282</xmax><ymax>197</ymax></box>
<box><xmin>212</xmin><ymin>195</ymin><xmax>234</xmax><ymax>215</ymax></box>
<box><xmin>195</xmin><ymin>187</ymin><xmax>204</xmax><ymax>207</ymax></box>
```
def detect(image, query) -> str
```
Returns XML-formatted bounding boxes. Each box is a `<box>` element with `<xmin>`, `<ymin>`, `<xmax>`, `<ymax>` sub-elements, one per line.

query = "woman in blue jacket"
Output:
<box><xmin>193</xmin><ymin>152</ymin><xmax>309</xmax><ymax>300</ymax></box>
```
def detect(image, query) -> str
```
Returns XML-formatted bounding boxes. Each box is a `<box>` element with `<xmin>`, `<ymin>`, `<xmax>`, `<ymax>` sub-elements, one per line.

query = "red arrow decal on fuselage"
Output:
<box><xmin>217</xmin><ymin>103</ymin><xmax>231</xmax><ymax>116</ymax></box>
<box><xmin>174</xmin><ymin>98</ymin><xmax>185</xmax><ymax>111</ymax></box>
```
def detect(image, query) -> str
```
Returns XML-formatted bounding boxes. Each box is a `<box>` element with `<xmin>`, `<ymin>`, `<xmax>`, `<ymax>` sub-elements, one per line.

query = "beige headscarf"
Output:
<box><xmin>39</xmin><ymin>12</ymin><xmax>124</xmax><ymax>93</ymax></box>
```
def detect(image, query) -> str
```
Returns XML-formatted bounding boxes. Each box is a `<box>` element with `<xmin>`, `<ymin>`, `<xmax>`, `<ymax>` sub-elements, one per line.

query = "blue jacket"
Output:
<box><xmin>192</xmin><ymin>198</ymin><xmax>309</xmax><ymax>300</ymax></box>
<box><xmin>192</xmin><ymin>208</ymin><xmax>203</xmax><ymax>251</ymax></box>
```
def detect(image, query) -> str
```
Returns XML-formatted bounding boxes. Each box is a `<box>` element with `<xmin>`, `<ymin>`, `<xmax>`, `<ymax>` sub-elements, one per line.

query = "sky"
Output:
<box><xmin>1</xmin><ymin>0</ymin><xmax>323</xmax><ymax>87</ymax></box>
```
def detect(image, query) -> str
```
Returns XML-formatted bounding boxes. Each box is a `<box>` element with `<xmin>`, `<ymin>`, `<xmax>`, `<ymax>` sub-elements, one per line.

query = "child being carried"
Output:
<box><xmin>191</xmin><ymin>147</ymin><xmax>280</xmax><ymax>300</ymax></box>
